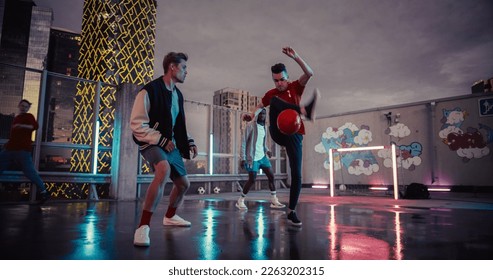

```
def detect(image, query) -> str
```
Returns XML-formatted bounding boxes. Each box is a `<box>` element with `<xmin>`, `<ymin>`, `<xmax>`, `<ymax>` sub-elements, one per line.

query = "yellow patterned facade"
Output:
<box><xmin>71</xmin><ymin>0</ymin><xmax>156</xmax><ymax>175</ymax></box>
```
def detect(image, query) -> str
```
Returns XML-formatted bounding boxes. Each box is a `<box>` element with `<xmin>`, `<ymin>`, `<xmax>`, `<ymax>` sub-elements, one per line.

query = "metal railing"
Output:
<box><xmin>0</xmin><ymin>62</ymin><xmax>288</xmax><ymax>203</ymax></box>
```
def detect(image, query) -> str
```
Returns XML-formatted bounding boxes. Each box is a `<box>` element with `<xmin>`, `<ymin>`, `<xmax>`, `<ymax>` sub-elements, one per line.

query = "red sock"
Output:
<box><xmin>165</xmin><ymin>207</ymin><xmax>177</xmax><ymax>218</ymax></box>
<box><xmin>138</xmin><ymin>210</ymin><xmax>153</xmax><ymax>227</ymax></box>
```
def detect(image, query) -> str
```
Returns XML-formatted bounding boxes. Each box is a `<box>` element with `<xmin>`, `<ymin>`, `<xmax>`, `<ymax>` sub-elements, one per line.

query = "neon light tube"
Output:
<box><xmin>209</xmin><ymin>133</ymin><xmax>213</xmax><ymax>175</ymax></box>
<box><xmin>337</xmin><ymin>146</ymin><xmax>385</xmax><ymax>152</ymax></box>
<box><xmin>329</xmin><ymin>149</ymin><xmax>334</xmax><ymax>197</ymax></box>
<box><xmin>92</xmin><ymin>120</ymin><xmax>100</xmax><ymax>175</ymax></box>
<box><xmin>428</xmin><ymin>188</ymin><xmax>451</xmax><ymax>192</ymax></box>
<box><xmin>369</xmin><ymin>187</ymin><xmax>388</xmax><ymax>191</ymax></box>
<box><xmin>391</xmin><ymin>143</ymin><xmax>399</xmax><ymax>200</ymax></box>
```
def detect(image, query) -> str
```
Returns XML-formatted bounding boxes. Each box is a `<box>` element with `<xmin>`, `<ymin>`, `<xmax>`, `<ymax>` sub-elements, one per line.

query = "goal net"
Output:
<box><xmin>327</xmin><ymin>144</ymin><xmax>399</xmax><ymax>200</ymax></box>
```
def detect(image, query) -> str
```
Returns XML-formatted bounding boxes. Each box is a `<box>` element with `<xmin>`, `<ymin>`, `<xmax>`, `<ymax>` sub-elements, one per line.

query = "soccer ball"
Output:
<box><xmin>197</xmin><ymin>186</ymin><xmax>206</xmax><ymax>195</ymax></box>
<box><xmin>277</xmin><ymin>109</ymin><xmax>301</xmax><ymax>135</ymax></box>
<box><xmin>213</xmin><ymin>186</ymin><xmax>221</xmax><ymax>194</ymax></box>
<box><xmin>339</xmin><ymin>184</ymin><xmax>347</xmax><ymax>191</ymax></box>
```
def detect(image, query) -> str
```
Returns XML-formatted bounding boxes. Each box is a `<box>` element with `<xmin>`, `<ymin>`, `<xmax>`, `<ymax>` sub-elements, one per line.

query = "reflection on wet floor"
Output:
<box><xmin>1</xmin><ymin>190</ymin><xmax>493</xmax><ymax>260</ymax></box>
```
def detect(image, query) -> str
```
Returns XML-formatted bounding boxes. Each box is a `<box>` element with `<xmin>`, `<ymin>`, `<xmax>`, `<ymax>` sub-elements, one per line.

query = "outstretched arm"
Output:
<box><xmin>282</xmin><ymin>46</ymin><xmax>314</xmax><ymax>87</ymax></box>
<box><xmin>242</xmin><ymin>102</ymin><xmax>265</xmax><ymax>122</ymax></box>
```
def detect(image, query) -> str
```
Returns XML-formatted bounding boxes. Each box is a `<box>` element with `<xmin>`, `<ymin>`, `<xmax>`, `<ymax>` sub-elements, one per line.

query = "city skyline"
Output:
<box><xmin>36</xmin><ymin>0</ymin><xmax>493</xmax><ymax>116</ymax></box>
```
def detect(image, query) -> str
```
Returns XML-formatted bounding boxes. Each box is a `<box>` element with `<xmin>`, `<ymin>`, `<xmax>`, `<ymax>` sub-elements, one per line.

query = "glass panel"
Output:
<box><xmin>211</xmin><ymin>181</ymin><xmax>236</xmax><ymax>194</ymax></box>
<box><xmin>43</xmin><ymin>75</ymin><xmax>77</xmax><ymax>143</ymax></box>
<box><xmin>38</xmin><ymin>145</ymin><xmax>74</xmax><ymax>172</ymax></box>
<box><xmin>0</xmin><ymin>64</ymin><xmax>39</xmax><ymax>140</ymax></box>
<box><xmin>0</xmin><ymin>183</ymin><xmax>31</xmax><ymax>202</ymax></box>
<box><xmin>0</xmin><ymin>182</ymin><xmax>110</xmax><ymax>202</ymax></box>
<box><xmin>212</xmin><ymin>106</ymin><xmax>234</xmax><ymax>154</ymax></box>
<box><xmin>0</xmin><ymin>61</ymin><xmax>289</xmax><ymax>201</ymax></box>
<box><xmin>189</xmin><ymin>182</ymin><xmax>209</xmax><ymax>195</ymax></box>
<box><xmin>45</xmin><ymin>182</ymin><xmax>109</xmax><ymax>200</ymax></box>
<box><xmin>212</xmin><ymin>157</ymin><xmax>234</xmax><ymax>175</ymax></box>
<box><xmin>184</xmin><ymin>155</ymin><xmax>207</xmax><ymax>175</ymax></box>
<box><xmin>183</xmin><ymin>101</ymin><xmax>209</xmax><ymax>156</ymax></box>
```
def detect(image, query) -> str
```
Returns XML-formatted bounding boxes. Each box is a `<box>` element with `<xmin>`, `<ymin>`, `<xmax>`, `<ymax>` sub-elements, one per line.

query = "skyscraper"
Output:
<box><xmin>0</xmin><ymin>0</ymin><xmax>52</xmax><ymax>118</ymax></box>
<box><xmin>43</xmin><ymin>28</ymin><xmax>81</xmax><ymax>143</ymax></box>
<box><xmin>71</xmin><ymin>0</ymin><xmax>157</xmax><ymax>174</ymax></box>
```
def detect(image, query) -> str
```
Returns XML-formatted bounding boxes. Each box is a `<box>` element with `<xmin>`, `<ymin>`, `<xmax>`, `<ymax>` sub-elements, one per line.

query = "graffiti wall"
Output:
<box><xmin>439</xmin><ymin>107</ymin><xmax>491</xmax><ymax>161</ymax></box>
<box><xmin>303</xmin><ymin>93</ymin><xmax>493</xmax><ymax>188</ymax></box>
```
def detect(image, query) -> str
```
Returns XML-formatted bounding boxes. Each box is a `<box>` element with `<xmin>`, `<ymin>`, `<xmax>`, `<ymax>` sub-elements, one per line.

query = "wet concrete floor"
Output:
<box><xmin>1</xmin><ymin>189</ymin><xmax>493</xmax><ymax>260</ymax></box>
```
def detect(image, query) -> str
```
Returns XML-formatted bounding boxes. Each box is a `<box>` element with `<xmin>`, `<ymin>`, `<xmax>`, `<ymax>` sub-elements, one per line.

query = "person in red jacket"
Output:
<box><xmin>0</xmin><ymin>99</ymin><xmax>49</xmax><ymax>203</ymax></box>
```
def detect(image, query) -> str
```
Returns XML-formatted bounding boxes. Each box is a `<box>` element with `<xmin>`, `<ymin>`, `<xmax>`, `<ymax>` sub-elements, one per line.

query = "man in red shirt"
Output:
<box><xmin>0</xmin><ymin>99</ymin><xmax>49</xmax><ymax>203</ymax></box>
<box><xmin>245</xmin><ymin>47</ymin><xmax>319</xmax><ymax>226</ymax></box>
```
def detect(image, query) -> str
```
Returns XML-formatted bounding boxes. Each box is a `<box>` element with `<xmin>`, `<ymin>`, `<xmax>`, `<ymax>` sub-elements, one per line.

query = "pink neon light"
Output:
<box><xmin>369</xmin><ymin>187</ymin><xmax>388</xmax><ymax>191</ymax></box>
<box><xmin>428</xmin><ymin>188</ymin><xmax>451</xmax><ymax>192</ymax></box>
<box><xmin>337</xmin><ymin>146</ymin><xmax>385</xmax><ymax>152</ymax></box>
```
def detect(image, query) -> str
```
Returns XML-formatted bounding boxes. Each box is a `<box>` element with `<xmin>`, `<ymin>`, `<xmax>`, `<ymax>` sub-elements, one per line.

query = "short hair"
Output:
<box><xmin>271</xmin><ymin>63</ymin><xmax>287</xmax><ymax>74</ymax></box>
<box><xmin>19</xmin><ymin>99</ymin><xmax>32</xmax><ymax>106</ymax></box>
<box><xmin>162</xmin><ymin>52</ymin><xmax>188</xmax><ymax>74</ymax></box>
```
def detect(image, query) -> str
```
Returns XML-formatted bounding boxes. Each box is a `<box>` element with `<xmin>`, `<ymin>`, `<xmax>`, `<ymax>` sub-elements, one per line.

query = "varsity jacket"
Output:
<box><xmin>130</xmin><ymin>77</ymin><xmax>195</xmax><ymax>160</ymax></box>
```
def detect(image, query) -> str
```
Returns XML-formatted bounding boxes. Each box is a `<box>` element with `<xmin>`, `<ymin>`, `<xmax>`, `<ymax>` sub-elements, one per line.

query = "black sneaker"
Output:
<box><xmin>39</xmin><ymin>191</ymin><xmax>50</xmax><ymax>204</ymax></box>
<box><xmin>304</xmin><ymin>88</ymin><xmax>320</xmax><ymax>121</ymax></box>
<box><xmin>287</xmin><ymin>211</ymin><xmax>302</xmax><ymax>227</ymax></box>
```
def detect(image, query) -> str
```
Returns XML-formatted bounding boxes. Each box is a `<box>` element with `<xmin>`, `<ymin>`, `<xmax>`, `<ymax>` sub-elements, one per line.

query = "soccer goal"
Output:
<box><xmin>328</xmin><ymin>144</ymin><xmax>399</xmax><ymax>200</ymax></box>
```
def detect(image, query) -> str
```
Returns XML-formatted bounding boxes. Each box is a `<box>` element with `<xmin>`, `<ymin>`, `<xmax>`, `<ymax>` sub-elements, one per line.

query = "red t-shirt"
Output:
<box><xmin>261</xmin><ymin>80</ymin><xmax>306</xmax><ymax>135</ymax></box>
<box><xmin>5</xmin><ymin>113</ymin><xmax>38</xmax><ymax>151</ymax></box>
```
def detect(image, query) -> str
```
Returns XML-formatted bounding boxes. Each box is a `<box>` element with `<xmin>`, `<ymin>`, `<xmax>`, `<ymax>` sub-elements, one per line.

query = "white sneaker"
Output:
<box><xmin>270</xmin><ymin>196</ymin><xmax>286</xmax><ymax>208</ymax></box>
<box><xmin>133</xmin><ymin>225</ymin><xmax>150</xmax><ymax>247</ymax></box>
<box><xmin>235</xmin><ymin>197</ymin><xmax>247</xmax><ymax>210</ymax></box>
<box><xmin>163</xmin><ymin>214</ymin><xmax>191</xmax><ymax>227</ymax></box>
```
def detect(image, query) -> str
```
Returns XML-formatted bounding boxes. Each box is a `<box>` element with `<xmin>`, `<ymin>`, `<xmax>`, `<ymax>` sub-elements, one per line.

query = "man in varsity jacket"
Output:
<box><xmin>130</xmin><ymin>52</ymin><xmax>197</xmax><ymax>247</ymax></box>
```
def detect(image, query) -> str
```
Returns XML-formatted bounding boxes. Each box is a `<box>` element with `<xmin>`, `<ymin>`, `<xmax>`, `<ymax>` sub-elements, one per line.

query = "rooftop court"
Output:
<box><xmin>1</xmin><ymin>188</ymin><xmax>492</xmax><ymax>260</ymax></box>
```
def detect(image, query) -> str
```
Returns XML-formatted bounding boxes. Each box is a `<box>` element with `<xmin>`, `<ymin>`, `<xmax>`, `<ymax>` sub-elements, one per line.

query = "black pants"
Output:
<box><xmin>269</xmin><ymin>97</ymin><xmax>303</xmax><ymax>210</ymax></box>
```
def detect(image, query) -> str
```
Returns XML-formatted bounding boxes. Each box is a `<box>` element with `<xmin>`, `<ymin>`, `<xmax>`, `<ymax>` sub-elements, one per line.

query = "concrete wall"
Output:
<box><xmin>303</xmin><ymin>92</ymin><xmax>493</xmax><ymax>189</ymax></box>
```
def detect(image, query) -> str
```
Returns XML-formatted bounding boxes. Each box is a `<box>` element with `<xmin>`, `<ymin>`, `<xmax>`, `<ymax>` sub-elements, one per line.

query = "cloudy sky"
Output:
<box><xmin>36</xmin><ymin>0</ymin><xmax>493</xmax><ymax>116</ymax></box>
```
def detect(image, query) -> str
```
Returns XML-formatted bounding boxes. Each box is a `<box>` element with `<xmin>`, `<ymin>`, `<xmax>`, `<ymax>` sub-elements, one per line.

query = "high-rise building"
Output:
<box><xmin>213</xmin><ymin>87</ymin><xmax>259</xmax><ymax>174</ymax></box>
<box><xmin>43</xmin><ymin>28</ymin><xmax>81</xmax><ymax>143</ymax></box>
<box><xmin>71</xmin><ymin>0</ymin><xmax>157</xmax><ymax>174</ymax></box>
<box><xmin>471</xmin><ymin>78</ymin><xmax>493</xmax><ymax>94</ymax></box>
<box><xmin>0</xmin><ymin>0</ymin><xmax>52</xmax><ymax>118</ymax></box>
<box><xmin>47</xmin><ymin>28</ymin><xmax>80</xmax><ymax>77</ymax></box>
